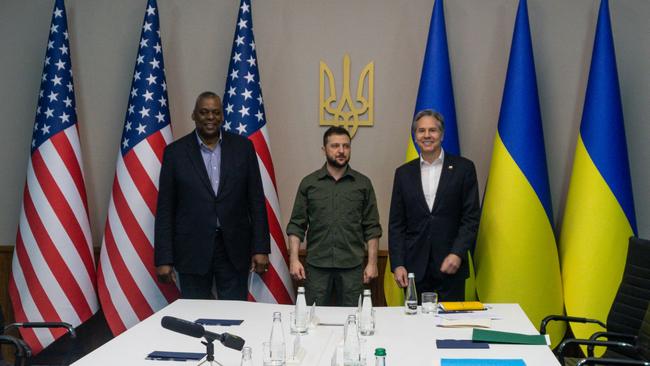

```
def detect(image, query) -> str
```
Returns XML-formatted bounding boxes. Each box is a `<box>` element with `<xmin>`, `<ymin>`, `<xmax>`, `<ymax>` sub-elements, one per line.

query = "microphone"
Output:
<box><xmin>161</xmin><ymin>316</ymin><xmax>204</xmax><ymax>338</ymax></box>
<box><xmin>161</xmin><ymin>316</ymin><xmax>245</xmax><ymax>351</ymax></box>
<box><xmin>220</xmin><ymin>332</ymin><xmax>246</xmax><ymax>351</ymax></box>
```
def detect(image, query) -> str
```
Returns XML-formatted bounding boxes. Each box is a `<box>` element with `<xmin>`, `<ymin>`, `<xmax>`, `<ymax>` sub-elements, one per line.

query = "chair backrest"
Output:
<box><xmin>607</xmin><ymin>236</ymin><xmax>650</xmax><ymax>336</ymax></box>
<box><xmin>638</xmin><ymin>302</ymin><xmax>650</xmax><ymax>360</ymax></box>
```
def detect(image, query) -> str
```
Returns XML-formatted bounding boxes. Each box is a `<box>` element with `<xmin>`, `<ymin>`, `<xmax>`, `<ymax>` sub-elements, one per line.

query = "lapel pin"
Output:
<box><xmin>448</xmin><ymin>165</ymin><xmax>453</xmax><ymax>170</ymax></box>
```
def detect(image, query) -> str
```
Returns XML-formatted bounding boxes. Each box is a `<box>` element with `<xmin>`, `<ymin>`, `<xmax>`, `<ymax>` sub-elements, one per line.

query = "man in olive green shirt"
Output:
<box><xmin>287</xmin><ymin>126</ymin><xmax>382</xmax><ymax>306</ymax></box>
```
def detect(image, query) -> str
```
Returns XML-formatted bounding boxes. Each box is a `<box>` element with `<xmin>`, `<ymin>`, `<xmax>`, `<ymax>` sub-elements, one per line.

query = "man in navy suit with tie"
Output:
<box><xmin>154</xmin><ymin>91</ymin><xmax>269</xmax><ymax>300</ymax></box>
<box><xmin>388</xmin><ymin>109</ymin><xmax>480</xmax><ymax>301</ymax></box>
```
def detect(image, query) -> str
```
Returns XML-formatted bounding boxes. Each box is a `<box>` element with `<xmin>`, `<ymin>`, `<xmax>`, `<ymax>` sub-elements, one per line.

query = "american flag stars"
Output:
<box><xmin>118</xmin><ymin>3</ymin><xmax>169</xmax><ymax>153</ymax></box>
<box><xmin>224</xmin><ymin>0</ymin><xmax>294</xmax><ymax>305</ymax></box>
<box><xmin>31</xmin><ymin>5</ymin><xmax>78</xmax><ymax>151</ymax></box>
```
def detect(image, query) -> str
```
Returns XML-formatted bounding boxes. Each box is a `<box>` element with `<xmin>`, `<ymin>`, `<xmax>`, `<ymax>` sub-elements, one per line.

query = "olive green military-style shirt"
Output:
<box><xmin>286</xmin><ymin>164</ymin><xmax>382</xmax><ymax>268</ymax></box>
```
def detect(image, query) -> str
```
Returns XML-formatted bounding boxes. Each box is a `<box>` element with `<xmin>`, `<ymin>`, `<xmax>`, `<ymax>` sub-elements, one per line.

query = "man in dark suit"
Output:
<box><xmin>388</xmin><ymin>109</ymin><xmax>480</xmax><ymax>301</ymax></box>
<box><xmin>154</xmin><ymin>91</ymin><xmax>269</xmax><ymax>300</ymax></box>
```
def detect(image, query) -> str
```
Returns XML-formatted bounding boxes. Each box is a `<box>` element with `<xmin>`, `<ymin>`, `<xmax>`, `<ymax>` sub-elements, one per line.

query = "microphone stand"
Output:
<box><xmin>197</xmin><ymin>334</ymin><xmax>223</xmax><ymax>366</ymax></box>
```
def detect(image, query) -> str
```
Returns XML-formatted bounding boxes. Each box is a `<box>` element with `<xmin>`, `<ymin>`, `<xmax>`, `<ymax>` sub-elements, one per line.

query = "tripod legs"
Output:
<box><xmin>197</xmin><ymin>340</ymin><xmax>224</xmax><ymax>366</ymax></box>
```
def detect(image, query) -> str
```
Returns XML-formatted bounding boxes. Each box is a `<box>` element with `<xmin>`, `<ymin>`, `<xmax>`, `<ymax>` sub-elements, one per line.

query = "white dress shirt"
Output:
<box><xmin>420</xmin><ymin>149</ymin><xmax>445</xmax><ymax>211</ymax></box>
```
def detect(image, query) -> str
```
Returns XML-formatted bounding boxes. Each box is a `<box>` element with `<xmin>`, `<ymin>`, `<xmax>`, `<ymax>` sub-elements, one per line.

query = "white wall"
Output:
<box><xmin>0</xmin><ymin>0</ymin><xmax>648</xmax><ymax>248</ymax></box>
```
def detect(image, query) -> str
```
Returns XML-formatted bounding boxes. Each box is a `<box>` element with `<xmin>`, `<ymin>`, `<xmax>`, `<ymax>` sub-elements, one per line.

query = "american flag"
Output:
<box><xmin>224</xmin><ymin>0</ymin><xmax>294</xmax><ymax>304</ymax></box>
<box><xmin>9</xmin><ymin>0</ymin><xmax>98</xmax><ymax>354</ymax></box>
<box><xmin>97</xmin><ymin>0</ymin><xmax>179</xmax><ymax>336</ymax></box>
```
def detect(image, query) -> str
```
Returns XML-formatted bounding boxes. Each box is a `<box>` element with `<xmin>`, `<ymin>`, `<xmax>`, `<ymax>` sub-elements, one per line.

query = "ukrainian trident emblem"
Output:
<box><xmin>319</xmin><ymin>54</ymin><xmax>374</xmax><ymax>138</ymax></box>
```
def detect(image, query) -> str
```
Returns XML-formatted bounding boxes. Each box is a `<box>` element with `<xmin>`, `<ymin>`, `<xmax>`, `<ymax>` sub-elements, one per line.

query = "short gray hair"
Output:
<box><xmin>411</xmin><ymin>109</ymin><xmax>445</xmax><ymax>135</ymax></box>
<box><xmin>194</xmin><ymin>91</ymin><xmax>221</xmax><ymax>110</ymax></box>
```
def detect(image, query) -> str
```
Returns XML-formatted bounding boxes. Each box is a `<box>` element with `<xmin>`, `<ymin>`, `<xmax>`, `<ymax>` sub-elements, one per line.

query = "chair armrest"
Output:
<box><xmin>588</xmin><ymin>331</ymin><xmax>638</xmax><ymax>355</ymax></box>
<box><xmin>590</xmin><ymin>331</ymin><xmax>637</xmax><ymax>343</ymax></box>
<box><xmin>557</xmin><ymin>339</ymin><xmax>636</xmax><ymax>364</ymax></box>
<box><xmin>5</xmin><ymin>321</ymin><xmax>76</xmax><ymax>339</ymax></box>
<box><xmin>576</xmin><ymin>358</ymin><xmax>650</xmax><ymax>366</ymax></box>
<box><xmin>540</xmin><ymin>315</ymin><xmax>607</xmax><ymax>335</ymax></box>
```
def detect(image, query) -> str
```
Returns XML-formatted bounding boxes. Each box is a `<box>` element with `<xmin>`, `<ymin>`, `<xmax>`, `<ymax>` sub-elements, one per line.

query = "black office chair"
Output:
<box><xmin>1</xmin><ymin>303</ymin><xmax>77</xmax><ymax>366</ymax></box>
<box><xmin>570</xmin><ymin>301</ymin><xmax>650</xmax><ymax>365</ymax></box>
<box><xmin>0</xmin><ymin>335</ymin><xmax>31</xmax><ymax>366</ymax></box>
<box><xmin>541</xmin><ymin>236</ymin><xmax>650</xmax><ymax>365</ymax></box>
<box><xmin>576</xmin><ymin>360</ymin><xmax>649</xmax><ymax>366</ymax></box>
<box><xmin>1</xmin><ymin>304</ymin><xmax>29</xmax><ymax>366</ymax></box>
<box><xmin>4</xmin><ymin>322</ymin><xmax>76</xmax><ymax>366</ymax></box>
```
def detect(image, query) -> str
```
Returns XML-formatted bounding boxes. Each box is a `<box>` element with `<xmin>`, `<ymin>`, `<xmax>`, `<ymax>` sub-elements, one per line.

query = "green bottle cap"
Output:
<box><xmin>374</xmin><ymin>348</ymin><xmax>386</xmax><ymax>356</ymax></box>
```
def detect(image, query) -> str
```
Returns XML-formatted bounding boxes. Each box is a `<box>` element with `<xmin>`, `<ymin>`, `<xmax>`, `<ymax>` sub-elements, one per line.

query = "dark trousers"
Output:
<box><xmin>414</xmin><ymin>258</ymin><xmax>466</xmax><ymax>302</ymax></box>
<box><xmin>304</xmin><ymin>263</ymin><xmax>364</xmax><ymax>307</ymax></box>
<box><xmin>178</xmin><ymin>231</ymin><xmax>248</xmax><ymax>300</ymax></box>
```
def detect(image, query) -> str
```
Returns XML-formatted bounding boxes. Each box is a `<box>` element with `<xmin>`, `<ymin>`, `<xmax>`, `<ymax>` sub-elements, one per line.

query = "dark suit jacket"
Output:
<box><xmin>388</xmin><ymin>153</ymin><xmax>480</xmax><ymax>281</ymax></box>
<box><xmin>154</xmin><ymin>130</ymin><xmax>269</xmax><ymax>274</ymax></box>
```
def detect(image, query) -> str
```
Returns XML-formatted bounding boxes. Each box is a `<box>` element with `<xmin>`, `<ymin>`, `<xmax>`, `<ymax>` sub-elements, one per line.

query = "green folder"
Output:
<box><xmin>472</xmin><ymin>328</ymin><xmax>548</xmax><ymax>345</ymax></box>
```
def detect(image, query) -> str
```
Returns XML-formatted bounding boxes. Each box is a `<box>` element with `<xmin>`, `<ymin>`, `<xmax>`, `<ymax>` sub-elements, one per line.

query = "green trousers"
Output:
<box><xmin>304</xmin><ymin>263</ymin><xmax>364</xmax><ymax>307</ymax></box>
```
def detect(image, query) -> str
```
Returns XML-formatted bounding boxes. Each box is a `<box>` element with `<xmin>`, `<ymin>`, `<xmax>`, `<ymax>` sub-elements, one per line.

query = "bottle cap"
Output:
<box><xmin>374</xmin><ymin>348</ymin><xmax>386</xmax><ymax>356</ymax></box>
<box><xmin>297</xmin><ymin>286</ymin><xmax>305</xmax><ymax>293</ymax></box>
<box><xmin>363</xmin><ymin>289</ymin><xmax>371</xmax><ymax>295</ymax></box>
<box><xmin>407</xmin><ymin>272</ymin><xmax>415</xmax><ymax>278</ymax></box>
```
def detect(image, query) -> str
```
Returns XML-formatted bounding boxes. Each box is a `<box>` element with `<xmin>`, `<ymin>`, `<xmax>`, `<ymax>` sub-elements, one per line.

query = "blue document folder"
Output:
<box><xmin>146</xmin><ymin>351</ymin><xmax>205</xmax><ymax>361</ymax></box>
<box><xmin>436</xmin><ymin>339</ymin><xmax>490</xmax><ymax>349</ymax></box>
<box><xmin>441</xmin><ymin>359</ymin><xmax>526</xmax><ymax>366</ymax></box>
<box><xmin>194</xmin><ymin>318</ymin><xmax>244</xmax><ymax>326</ymax></box>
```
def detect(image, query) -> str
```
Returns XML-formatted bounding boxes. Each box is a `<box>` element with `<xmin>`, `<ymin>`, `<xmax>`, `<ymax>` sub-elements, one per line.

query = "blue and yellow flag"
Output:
<box><xmin>384</xmin><ymin>0</ymin><xmax>463</xmax><ymax>306</ymax></box>
<box><xmin>474</xmin><ymin>0</ymin><xmax>565</xmax><ymax>346</ymax></box>
<box><xmin>559</xmin><ymin>0</ymin><xmax>637</xmax><ymax>343</ymax></box>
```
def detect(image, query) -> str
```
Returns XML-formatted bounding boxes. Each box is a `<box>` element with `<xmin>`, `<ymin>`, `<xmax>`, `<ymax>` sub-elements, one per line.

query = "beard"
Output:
<box><xmin>326</xmin><ymin>154</ymin><xmax>349</xmax><ymax>169</ymax></box>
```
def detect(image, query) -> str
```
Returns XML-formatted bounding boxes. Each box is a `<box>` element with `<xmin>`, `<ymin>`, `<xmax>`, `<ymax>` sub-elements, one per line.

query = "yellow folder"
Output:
<box><xmin>439</xmin><ymin>301</ymin><xmax>485</xmax><ymax>312</ymax></box>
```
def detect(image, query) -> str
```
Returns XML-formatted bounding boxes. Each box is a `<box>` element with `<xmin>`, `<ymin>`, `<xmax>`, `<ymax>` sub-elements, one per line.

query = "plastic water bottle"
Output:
<box><xmin>269</xmin><ymin>311</ymin><xmax>286</xmax><ymax>365</ymax></box>
<box><xmin>374</xmin><ymin>348</ymin><xmax>386</xmax><ymax>366</ymax></box>
<box><xmin>343</xmin><ymin>315</ymin><xmax>360</xmax><ymax>366</ymax></box>
<box><xmin>405</xmin><ymin>273</ymin><xmax>418</xmax><ymax>315</ymax></box>
<box><xmin>240</xmin><ymin>346</ymin><xmax>253</xmax><ymax>366</ymax></box>
<box><xmin>360</xmin><ymin>289</ymin><xmax>374</xmax><ymax>335</ymax></box>
<box><xmin>295</xmin><ymin>287</ymin><xmax>307</xmax><ymax>331</ymax></box>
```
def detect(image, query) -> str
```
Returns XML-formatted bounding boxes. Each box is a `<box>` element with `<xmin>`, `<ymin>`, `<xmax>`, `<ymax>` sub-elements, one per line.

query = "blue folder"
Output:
<box><xmin>436</xmin><ymin>339</ymin><xmax>490</xmax><ymax>349</ymax></box>
<box><xmin>441</xmin><ymin>359</ymin><xmax>526</xmax><ymax>366</ymax></box>
<box><xmin>146</xmin><ymin>351</ymin><xmax>205</xmax><ymax>361</ymax></box>
<box><xmin>194</xmin><ymin>318</ymin><xmax>244</xmax><ymax>326</ymax></box>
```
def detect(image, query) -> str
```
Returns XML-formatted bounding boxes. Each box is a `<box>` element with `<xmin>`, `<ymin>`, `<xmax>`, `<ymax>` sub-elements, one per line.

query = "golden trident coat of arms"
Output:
<box><xmin>319</xmin><ymin>54</ymin><xmax>374</xmax><ymax>138</ymax></box>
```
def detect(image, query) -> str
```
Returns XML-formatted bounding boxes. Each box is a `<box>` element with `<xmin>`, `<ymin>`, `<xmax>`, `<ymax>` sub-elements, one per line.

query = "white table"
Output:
<box><xmin>72</xmin><ymin>300</ymin><xmax>560</xmax><ymax>366</ymax></box>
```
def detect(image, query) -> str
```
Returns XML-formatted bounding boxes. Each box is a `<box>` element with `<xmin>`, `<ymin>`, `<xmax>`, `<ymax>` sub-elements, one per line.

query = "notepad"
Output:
<box><xmin>439</xmin><ymin>318</ymin><xmax>492</xmax><ymax>328</ymax></box>
<box><xmin>439</xmin><ymin>301</ymin><xmax>486</xmax><ymax>312</ymax></box>
<box><xmin>194</xmin><ymin>318</ymin><xmax>243</xmax><ymax>326</ymax></box>
<box><xmin>441</xmin><ymin>359</ymin><xmax>525</xmax><ymax>366</ymax></box>
<box><xmin>472</xmin><ymin>328</ymin><xmax>549</xmax><ymax>345</ymax></box>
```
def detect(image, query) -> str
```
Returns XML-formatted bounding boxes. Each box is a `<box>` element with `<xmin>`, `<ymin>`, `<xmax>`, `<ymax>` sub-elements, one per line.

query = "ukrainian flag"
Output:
<box><xmin>474</xmin><ymin>0</ymin><xmax>565</xmax><ymax>346</ymax></box>
<box><xmin>384</xmin><ymin>0</ymin><xmax>465</xmax><ymax>306</ymax></box>
<box><xmin>559</xmin><ymin>0</ymin><xmax>637</xmax><ymax>343</ymax></box>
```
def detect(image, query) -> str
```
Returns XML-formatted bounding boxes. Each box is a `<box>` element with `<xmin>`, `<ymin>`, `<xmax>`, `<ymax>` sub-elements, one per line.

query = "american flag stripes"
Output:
<box><xmin>224</xmin><ymin>0</ymin><xmax>294</xmax><ymax>304</ymax></box>
<box><xmin>9</xmin><ymin>0</ymin><xmax>98</xmax><ymax>354</ymax></box>
<box><xmin>97</xmin><ymin>0</ymin><xmax>179</xmax><ymax>336</ymax></box>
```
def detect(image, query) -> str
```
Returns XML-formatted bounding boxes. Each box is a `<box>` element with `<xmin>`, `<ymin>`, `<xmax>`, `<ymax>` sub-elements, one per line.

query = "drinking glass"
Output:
<box><xmin>290</xmin><ymin>311</ymin><xmax>308</xmax><ymax>334</ymax></box>
<box><xmin>421</xmin><ymin>292</ymin><xmax>438</xmax><ymax>314</ymax></box>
